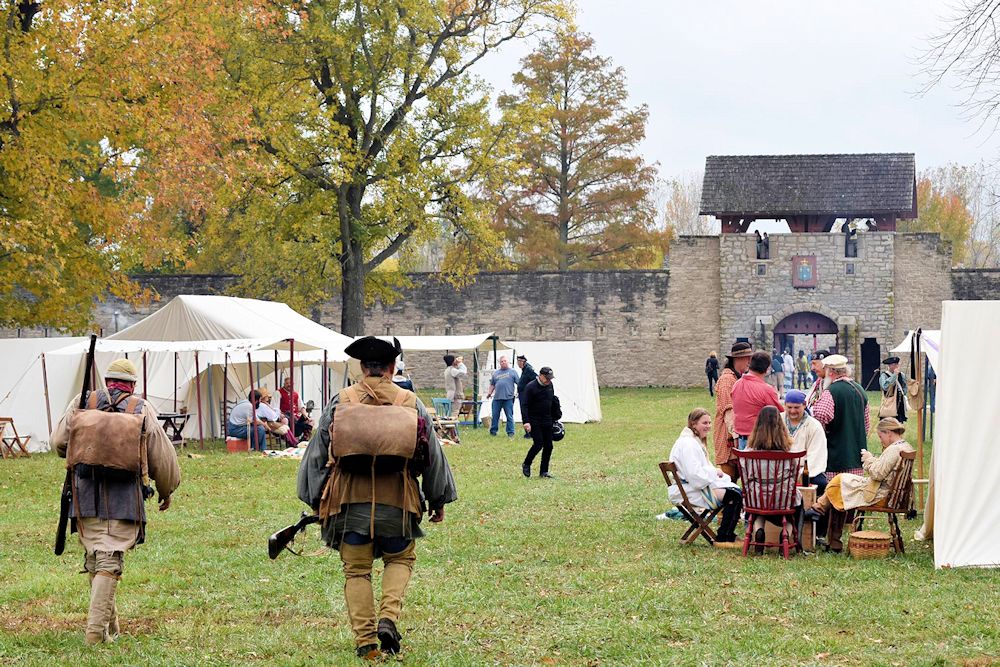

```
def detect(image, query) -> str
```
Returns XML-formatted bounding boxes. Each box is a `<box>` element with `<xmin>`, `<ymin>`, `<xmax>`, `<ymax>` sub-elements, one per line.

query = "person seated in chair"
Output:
<box><xmin>746</xmin><ymin>406</ymin><xmax>802</xmax><ymax>550</ymax></box>
<box><xmin>804</xmin><ymin>417</ymin><xmax>914</xmax><ymax>552</ymax></box>
<box><xmin>257</xmin><ymin>388</ymin><xmax>298</xmax><ymax>448</ymax></box>
<box><xmin>227</xmin><ymin>390</ymin><xmax>268</xmax><ymax>451</ymax></box>
<box><xmin>664</xmin><ymin>408</ymin><xmax>742</xmax><ymax>545</ymax></box>
<box><xmin>295</xmin><ymin>400</ymin><xmax>315</xmax><ymax>442</ymax></box>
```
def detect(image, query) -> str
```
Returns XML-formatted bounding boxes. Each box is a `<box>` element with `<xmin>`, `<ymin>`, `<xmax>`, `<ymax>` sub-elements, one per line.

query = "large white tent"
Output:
<box><xmin>477</xmin><ymin>340</ymin><xmax>602</xmax><ymax>424</ymax></box>
<box><xmin>41</xmin><ymin>295</ymin><xmax>353</xmax><ymax>442</ymax></box>
<box><xmin>932</xmin><ymin>301</ymin><xmax>1000</xmax><ymax>568</ymax></box>
<box><xmin>891</xmin><ymin>330</ymin><xmax>941</xmax><ymax>373</ymax></box>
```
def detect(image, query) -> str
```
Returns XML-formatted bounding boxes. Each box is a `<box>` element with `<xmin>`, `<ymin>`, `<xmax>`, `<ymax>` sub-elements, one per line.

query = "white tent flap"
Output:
<box><xmin>933</xmin><ymin>301</ymin><xmax>1000</xmax><ymax>569</ymax></box>
<box><xmin>890</xmin><ymin>330</ymin><xmax>941</xmax><ymax>374</ymax></box>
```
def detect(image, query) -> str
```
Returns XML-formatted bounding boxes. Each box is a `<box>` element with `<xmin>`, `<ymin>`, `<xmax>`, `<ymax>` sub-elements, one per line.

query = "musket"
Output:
<box><xmin>268</xmin><ymin>512</ymin><xmax>320</xmax><ymax>559</ymax></box>
<box><xmin>55</xmin><ymin>334</ymin><xmax>96</xmax><ymax>556</ymax></box>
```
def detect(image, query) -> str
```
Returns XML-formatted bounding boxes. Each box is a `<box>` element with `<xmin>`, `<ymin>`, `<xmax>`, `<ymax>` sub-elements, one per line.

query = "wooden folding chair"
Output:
<box><xmin>852</xmin><ymin>450</ymin><xmax>916</xmax><ymax>554</ymax></box>
<box><xmin>0</xmin><ymin>417</ymin><xmax>31</xmax><ymax>458</ymax></box>
<box><xmin>658</xmin><ymin>461</ymin><xmax>721</xmax><ymax>546</ymax></box>
<box><xmin>735</xmin><ymin>450</ymin><xmax>805</xmax><ymax>559</ymax></box>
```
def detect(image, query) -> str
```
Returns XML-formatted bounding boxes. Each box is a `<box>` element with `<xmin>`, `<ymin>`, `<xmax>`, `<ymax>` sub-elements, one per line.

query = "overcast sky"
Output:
<box><xmin>477</xmin><ymin>0</ymin><xmax>999</xmax><ymax>180</ymax></box>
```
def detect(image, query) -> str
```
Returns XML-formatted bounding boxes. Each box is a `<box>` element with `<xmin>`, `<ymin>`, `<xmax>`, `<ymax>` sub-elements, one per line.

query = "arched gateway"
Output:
<box><xmin>772</xmin><ymin>311</ymin><xmax>838</xmax><ymax>355</ymax></box>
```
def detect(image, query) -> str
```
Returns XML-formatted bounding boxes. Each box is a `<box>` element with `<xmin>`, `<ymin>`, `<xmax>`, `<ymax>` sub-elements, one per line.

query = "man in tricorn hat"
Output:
<box><xmin>50</xmin><ymin>358</ymin><xmax>180</xmax><ymax>644</ymax></box>
<box><xmin>297</xmin><ymin>337</ymin><xmax>457</xmax><ymax>660</ymax></box>
<box><xmin>879</xmin><ymin>356</ymin><xmax>907</xmax><ymax>423</ymax></box>
<box><xmin>713</xmin><ymin>342</ymin><xmax>753</xmax><ymax>482</ymax></box>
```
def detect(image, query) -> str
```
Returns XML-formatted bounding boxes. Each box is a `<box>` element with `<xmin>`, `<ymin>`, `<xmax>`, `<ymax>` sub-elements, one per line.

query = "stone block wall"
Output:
<box><xmin>952</xmin><ymin>269</ymin><xmax>1000</xmax><ymax>301</ymax></box>
<box><xmin>718</xmin><ymin>232</ymin><xmax>896</xmax><ymax>364</ymax></box>
<box><xmin>661</xmin><ymin>236</ymin><xmax>721</xmax><ymax>386</ymax></box>
<box><xmin>892</xmin><ymin>234</ymin><xmax>953</xmax><ymax>345</ymax></box>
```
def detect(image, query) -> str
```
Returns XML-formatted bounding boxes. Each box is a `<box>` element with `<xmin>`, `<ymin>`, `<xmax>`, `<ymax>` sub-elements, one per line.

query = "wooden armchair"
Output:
<box><xmin>658</xmin><ymin>461</ymin><xmax>721</xmax><ymax>546</ymax></box>
<box><xmin>852</xmin><ymin>450</ymin><xmax>916</xmax><ymax>554</ymax></box>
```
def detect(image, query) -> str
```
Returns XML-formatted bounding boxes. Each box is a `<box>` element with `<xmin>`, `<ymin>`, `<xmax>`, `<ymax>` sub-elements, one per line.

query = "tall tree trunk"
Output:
<box><xmin>338</xmin><ymin>185</ymin><xmax>367</xmax><ymax>336</ymax></box>
<box><xmin>558</xmin><ymin>125</ymin><xmax>570</xmax><ymax>271</ymax></box>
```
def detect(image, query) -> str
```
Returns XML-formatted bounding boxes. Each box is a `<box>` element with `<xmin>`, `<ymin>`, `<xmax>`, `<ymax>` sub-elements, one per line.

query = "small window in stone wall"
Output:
<box><xmin>596</xmin><ymin>324</ymin><xmax>606</xmax><ymax>339</ymax></box>
<box><xmin>567</xmin><ymin>324</ymin><xmax>577</xmax><ymax>337</ymax></box>
<box><xmin>756</xmin><ymin>264</ymin><xmax>767</xmax><ymax>276</ymax></box>
<box><xmin>845</xmin><ymin>263</ymin><xmax>855</xmax><ymax>275</ymax></box>
<box><xmin>384</xmin><ymin>325</ymin><xmax>392</xmax><ymax>336</ymax></box>
<box><xmin>507</xmin><ymin>325</ymin><xmax>517</xmax><ymax>338</ymax></box>
<box><xmin>414</xmin><ymin>324</ymin><xmax>423</xmax><ymax>335</ymax></box>
<box><xmin>658</xmin><ymin>324</ymin><xmax>668</xmax><ymax>338</ymax></box>
<box><xmin>444</xmin><ymin>325</ymin><xmax>453</xmax><ymax>336</ymax></box>
<box><xmin>534</xmin><ymin>325</ymin><xmax>544</xmax><ymax>337</ymax></box>
<box><xmin>630</xmin><ymin>324</ymin><xmax>640</xmax><ymax>337</ymax></box>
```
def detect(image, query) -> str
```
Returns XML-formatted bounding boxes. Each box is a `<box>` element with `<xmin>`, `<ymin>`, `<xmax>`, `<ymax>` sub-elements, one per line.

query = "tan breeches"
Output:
<box><xmin>340</xmin><ymin>541</ymin><xmax>417</xmax><ymax>647</ymax></box>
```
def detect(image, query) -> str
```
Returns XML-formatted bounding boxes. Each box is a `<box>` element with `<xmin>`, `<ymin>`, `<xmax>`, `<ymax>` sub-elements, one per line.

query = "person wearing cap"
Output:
<box><xmin>515</xmin><ymin>355</ymin><xmax>537</xmax><ymax>439</ymax></box>
<box><xmin>804</xmin><ymin>418</ymin><xmax>913</xmax><ymax>552</ymax></box>
<box><xmin>50</xmin><ymin>358</ymin><xmax>180</xmax><ymax>644</ymax></box>
<box><xmin>804</xmin><ymin>349</ymin><xmax>829</xmax><ymax>411</ymax></box>
<box><xmin>297</xmin><ymin>337</ymin><xmax>457</xmax><ymax>660</ymax></box>
<box><xmin>732</xmin><ymin>351</ymin><xmax>784</xmax><ymax>450</ymax></box>
<box><xmin>442</xmin><ymin>354</ymin><xmax>467</xmax><ymax>402</ymax></box>
<box><xmin>878</xmin><ymin>356</ymin><xmax>908</xmax><ymax>423</ymax></box>
<box><xmin>391</xmin><ymin>358</ymin><xmax>414</xmax><ymax>391</ymax></box>
<box><xmin>520</xmin><ymin>366</ymin><xmax>561</xmax><ymax>478</ymax></box>
<box><xmin>486</xmin><ymin>355</ymin><xmax>520</xmax><ymax>438</ymax></box>
<box><xmin>256</xmin><ymin>388</ymin><xmax>298</xmax><ymax>448</ymax></box>
<box><xmin>713</xmin><ymin>342</ymin><xmax>753</xmax><ymax>481</ymax></box>
<box><xmin>812</xmin><ymin>355</ymin><xmax>871</xmax><ymax>481</ymax></box>
<box><xmin>784</xmin><ymin>390</ymin><xmax>828</xmax><ymax>495</ymax></box>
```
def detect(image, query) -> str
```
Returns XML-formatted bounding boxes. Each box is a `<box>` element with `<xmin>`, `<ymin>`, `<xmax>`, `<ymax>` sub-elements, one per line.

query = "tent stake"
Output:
<box><xmin>194</xmin><ymin>351</ymin><xmax>204</xmax><ymax>449</ymax></box>
<box><xmin>41</xmin><ymin>353</ymin><xmax>52</xmax><ymax>434</ymax></box>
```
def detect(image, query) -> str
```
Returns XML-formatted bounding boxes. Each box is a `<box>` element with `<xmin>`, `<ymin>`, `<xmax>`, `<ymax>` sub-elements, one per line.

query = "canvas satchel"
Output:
<box><xmin>879</xmin><ymin>380</ymin><xmax>898</xmax><ymax>419</ymax></box>
<box><xmin>67</xmin><ymin>393</ymin><xmax>147</xmax><ymax>475</ymax></box>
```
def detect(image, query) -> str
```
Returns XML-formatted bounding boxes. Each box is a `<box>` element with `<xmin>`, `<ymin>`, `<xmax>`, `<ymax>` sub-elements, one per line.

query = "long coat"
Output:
<box><xmin>712</xmin><ymin>368</ymin><xmax>739</xmax><ymax>465</ymax></box>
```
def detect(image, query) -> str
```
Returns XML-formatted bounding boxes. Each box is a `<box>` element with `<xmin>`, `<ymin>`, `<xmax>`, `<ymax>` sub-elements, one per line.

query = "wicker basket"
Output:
<box><xmin>849</xmin><ymin>530</ymin><xmax>891</xmax><ymax>559</ymax></box>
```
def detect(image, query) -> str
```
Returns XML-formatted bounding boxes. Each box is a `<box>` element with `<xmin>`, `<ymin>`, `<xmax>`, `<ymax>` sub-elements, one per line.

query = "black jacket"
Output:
<box><xmin>521</xmin><ymin>379</ymin><xmax>560</xmax><ymax>425</ymax></box>
<box><xmin>517</xmin><ymin>363</ymin><xmax>538</xmax><ymax>395</ymax></box>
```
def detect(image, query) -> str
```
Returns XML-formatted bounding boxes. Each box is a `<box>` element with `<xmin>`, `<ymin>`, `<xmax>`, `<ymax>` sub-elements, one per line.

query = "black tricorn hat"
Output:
<box><xmin>345</xmin><ymin>336</ymin><xmax>402</xmax><ymax>364</ymax></box>
<box><xmin>882</xmin><ymin>356</ymin><xmax>901</xmax><ymax>365</ymax></box>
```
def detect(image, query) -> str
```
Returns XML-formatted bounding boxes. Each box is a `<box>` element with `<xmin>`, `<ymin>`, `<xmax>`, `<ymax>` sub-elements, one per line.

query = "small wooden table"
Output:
<box><xmin>157</xmin><ymin>413</ymin><xmax>193</xmax><ymax>450</ymax></box>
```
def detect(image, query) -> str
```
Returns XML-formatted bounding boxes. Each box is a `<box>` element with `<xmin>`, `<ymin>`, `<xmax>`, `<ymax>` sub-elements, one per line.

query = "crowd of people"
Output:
<box><xmin>671</xmin><ymin>342</ymin><xmax>913</xmax><ymax>553</ymax></box>
<box><xmin>224</xmin><ymin>375</ymin><xmax>315</xmax><ymax>452</ymax></box>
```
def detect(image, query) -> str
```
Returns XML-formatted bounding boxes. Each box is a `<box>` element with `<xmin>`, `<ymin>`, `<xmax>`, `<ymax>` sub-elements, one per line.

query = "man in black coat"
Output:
<box><xmin>515</xmin><ymin>355</ymin><xmax>538</xmax><ymax>439</ymax></box>
<box><xmin>521</xmin><ymin>366</ymin><xmax>560</xmax><ymax>479</ymax></box>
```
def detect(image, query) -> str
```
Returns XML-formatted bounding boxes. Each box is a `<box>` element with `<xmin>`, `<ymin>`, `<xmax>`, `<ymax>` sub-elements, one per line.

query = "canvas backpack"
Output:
<box><xmin>67</xmin><ymin>390</ymin><xmax>148</xmax><ymax>477</ymax></box>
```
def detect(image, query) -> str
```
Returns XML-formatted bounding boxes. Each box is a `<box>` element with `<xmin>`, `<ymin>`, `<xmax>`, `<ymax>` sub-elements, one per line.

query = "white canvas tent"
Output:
<box><xmin>891</xmin><ymin>330</ymin><xmax>941</xmax><ymax>374</ymax></box>
<box><xmin>477</xmin><ymin>340</ymin><xmax>602</xmax><ymax>424</ymax></box>
<box><xmin>0</xmin><ymin>337</ymin><xmax>88</xmax><ymax>452</ymax></box>
<box><xmin>932</xmin><ymin>301</ymin><xmax>1000</xmax><ymax>568</ymax></box>
<box><xmin>46</xmin><ymin>296</ymin><xmax>353</xmax><ymax>442</ymax></box>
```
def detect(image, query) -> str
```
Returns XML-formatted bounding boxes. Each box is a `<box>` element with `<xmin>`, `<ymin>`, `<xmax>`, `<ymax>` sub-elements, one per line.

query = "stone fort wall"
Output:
<box><xmin>3</xmin><ymin>233</ymin><xmax>996</xmax><ymax>388</ymax></box>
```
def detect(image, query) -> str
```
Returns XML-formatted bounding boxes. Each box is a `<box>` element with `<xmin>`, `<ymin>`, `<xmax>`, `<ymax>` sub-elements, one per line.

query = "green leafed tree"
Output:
<box><xmin>195</xmin><ymin>0</ymin><xmax>566</xmax><ymax>335</ymax></box>
<box><xmin>0</xmin><ymin>1</ymin><xmax>247</xmax><ymax>331</ymax></box>
<box><xmin>495</xmin><ymin>29</ymin><xmax>668</xmax><ymax>270</ymax></box>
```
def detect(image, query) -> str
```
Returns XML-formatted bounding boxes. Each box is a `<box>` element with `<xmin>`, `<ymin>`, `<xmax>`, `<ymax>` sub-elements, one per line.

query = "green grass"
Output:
<box><xmin>0</xmin><ymin>388</ymin><xmax>995</xmax><ymax>666</ymax></box>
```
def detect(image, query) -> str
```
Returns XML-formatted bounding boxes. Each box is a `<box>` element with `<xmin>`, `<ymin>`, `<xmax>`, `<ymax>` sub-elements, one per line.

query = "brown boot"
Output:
<box><xmin>826</xmin><ymin>509</ymin><xmax>847</xmax><ymax>553</ymax></box>
<box><xmin>85</xmin><ymin>573</ymin><xmax>118</xmax><ymax>644</ymax></box>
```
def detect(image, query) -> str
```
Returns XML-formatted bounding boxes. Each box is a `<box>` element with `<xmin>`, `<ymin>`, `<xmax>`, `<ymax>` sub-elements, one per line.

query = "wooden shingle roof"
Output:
<box><xmin>699</xmin><ymin>153</ymin><xmax>917</xmax><ymax>218</ymax></box>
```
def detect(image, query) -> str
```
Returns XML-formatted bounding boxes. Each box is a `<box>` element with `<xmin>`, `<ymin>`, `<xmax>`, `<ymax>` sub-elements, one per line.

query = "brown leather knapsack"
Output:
<box><xmin>66</xmin><ymin>391</ymin><xmax>148</xmax><ymax>476</ymax></box>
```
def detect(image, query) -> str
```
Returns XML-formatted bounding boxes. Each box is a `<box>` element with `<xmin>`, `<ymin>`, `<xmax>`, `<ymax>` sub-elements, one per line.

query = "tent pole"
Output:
<box><xmin>142</xmin><ymin>351</ymin><xmax>148</xmax><ymax>400</ymax></box>
<box><xmin>256</xmin><ymin>362</ymin><xmax>261</xmax><ymax>389</ymax></box>
<box><xmin>248</xmin><ymin>352</ymin><xmax>258</xmax><ymax>452</ymax></box>
<box><xmin>472</xmin><ymin>351</ymin><xmax>479</xmax><ymax>429</ymax></box>
<box><xmin>322</xmin><ymin>350</ymin><xmax>328</xmax><ymax>406</ymax></box>
<box><xmin>41</xmin><ymin>353</ymin><xmax>53</xmax><ymax>434</ymax></box>
<box><xmin>274</xmin><ymin>349</ymin><xmax>279</xmax><ymax>393</ymax></box>
<box><xmin>194</xmin><ymin>351</ymin><xmax>204</xmax><ymax>449</ymax></box>
<box><xmin>206</xmin><ymin>362</ymin><xmax>215</xmax><ymax>439</ymax></box>
<box><xmin>173</xmin><ymin>352</ymin><xmax>178</xmax><ymax>411</ymax></box>
<box><xmin>289</xmin><ymin>338</ymin><xmax>295</xmax><ymax>419</ymax></box>
<box><xmin>223</xmin><ymin>352</ymin><xmax>229</xmax><ymax>438</ymax></box>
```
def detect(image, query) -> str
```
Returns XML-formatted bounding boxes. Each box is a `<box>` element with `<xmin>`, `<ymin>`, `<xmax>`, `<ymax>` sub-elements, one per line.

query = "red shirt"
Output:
<box><xmin>731</xmin><ymin>372</ymin><xmax>784</xmax><ymax>436</ymax></box>
<box><xmin>279</xmin><ymin>387</ymin><xmax>299</xmax><ymax>416</ymax></box>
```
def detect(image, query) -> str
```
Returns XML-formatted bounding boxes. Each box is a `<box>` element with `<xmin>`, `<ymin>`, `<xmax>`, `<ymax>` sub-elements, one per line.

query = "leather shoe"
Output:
<box><xmin>522</xmin><ymin>463</ymin><xmax>530</xmax><ymax>478</ymax></box>
<box><xmin>377</xmin><ymin>618</ymin><xmax>401</xmax><ymax>655</ymax></box>
<box><xmin>356</xmin><ymin>644</ymin><xmax>381</xmax><ymax>660</ymax></box>
<box><xmin>754</xmin><ymin>528</ymin><xmax>766</xmax><ymax>555</ymax></box>
<box><xmin>540</xmin><ymin>472</ymin><xmax>555</xmax><ymax>479</ymax></box>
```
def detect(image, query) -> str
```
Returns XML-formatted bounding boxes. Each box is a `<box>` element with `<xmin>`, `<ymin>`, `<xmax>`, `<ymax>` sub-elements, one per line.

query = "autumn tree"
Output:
<box><xmin>657</xmin><ymin>172</ymin><xmax>718</xmax><ymax>236</ymax></box>
<box><xmin>193</xmin><ymin>0</ymin><xmax>565</xmax><ymax>335</ymax></box>
<box><xmin>496</xmin><ymin>30</ymin><xmax>667</xmax><ymax>270</ymax></box>
<box><xmin>0</xmin><ymin>1</ymin><xmax>248</xmax><ymax>331</ymax></box>
<box><xmin>901</xmin><ymin>165</ymin><xmax>977</xmax><ymax>265</ymax></box>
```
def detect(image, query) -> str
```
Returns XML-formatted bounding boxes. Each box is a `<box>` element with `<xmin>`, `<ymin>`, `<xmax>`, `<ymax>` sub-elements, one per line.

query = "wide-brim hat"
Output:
<box><xmin>823</xmin><ymin>354</ymin><xmax>849</xmax><ymax>370</ymax></box>
<box><xmin>882</xmin><ymin>356</ymin><xmax>900</xmax><ymax>365</ymax></box>
<box><xmin>105</xmin><ymin>358</ymin><xmax>138</xmax><ymax>382</ymax></box>
<box><xmin>725</xmin><ymin>342</ymin><xmax>753</xmax><ymax>359</ymax></box>
<box><xmin>345</xmin><ymin>336</ymin><xmax>402</xmax><ymax>364</ymax></box>
<box><xmin>877</xmin><ymin>417</ymin><xmax>906</xmax><ymax>435</ymax></box>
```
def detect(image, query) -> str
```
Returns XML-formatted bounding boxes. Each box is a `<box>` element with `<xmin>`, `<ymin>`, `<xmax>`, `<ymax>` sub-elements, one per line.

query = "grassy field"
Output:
<box><xmin>1</xmin><ymin>388</ymin><xmax>996</xmax><ymax>666</ymax></box>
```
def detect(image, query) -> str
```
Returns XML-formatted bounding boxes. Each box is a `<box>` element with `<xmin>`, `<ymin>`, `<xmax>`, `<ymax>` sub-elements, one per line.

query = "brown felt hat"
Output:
<box><xmin>876</xmin><ymin>417</ymin><xmax>906</xmax><ymax>435</ymax></box>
